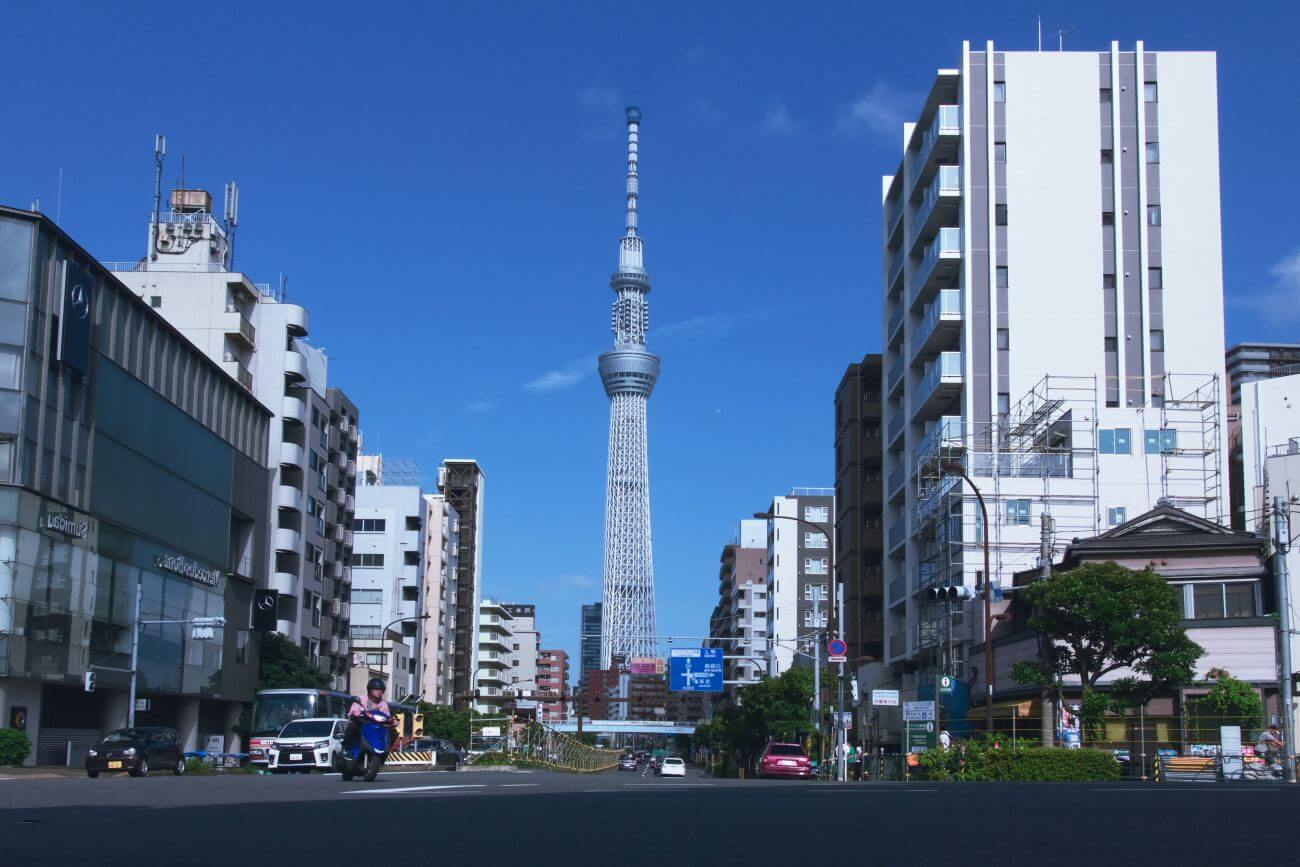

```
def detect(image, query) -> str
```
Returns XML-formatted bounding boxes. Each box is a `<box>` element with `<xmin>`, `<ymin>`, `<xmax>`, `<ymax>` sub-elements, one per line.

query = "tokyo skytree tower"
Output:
<box><xmin>598</xmin><ymin>106</ymin><xmax>659</xmax><ymax>668</ymax></box>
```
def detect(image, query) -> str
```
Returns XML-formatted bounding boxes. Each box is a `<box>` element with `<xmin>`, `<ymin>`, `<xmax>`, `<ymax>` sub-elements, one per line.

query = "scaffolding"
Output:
<box><xmin>907</xmin><ymin>372</ymin><xmax>1223</xmax><ymax>675</ymax></box>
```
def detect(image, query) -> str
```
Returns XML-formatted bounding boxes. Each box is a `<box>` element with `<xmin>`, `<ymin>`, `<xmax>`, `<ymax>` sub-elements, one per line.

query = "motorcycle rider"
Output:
<box><xmin>344</xmin><ymin>678</ymin><xmax>395</xmax><ymax>751</ymax></box>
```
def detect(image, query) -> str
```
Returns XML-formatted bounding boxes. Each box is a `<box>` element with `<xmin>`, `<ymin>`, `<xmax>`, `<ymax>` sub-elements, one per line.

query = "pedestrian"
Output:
<box><xmin>1256</xmin><ymin>724</ymin><xmax>1285</xmax><ymax>768</ymax></box>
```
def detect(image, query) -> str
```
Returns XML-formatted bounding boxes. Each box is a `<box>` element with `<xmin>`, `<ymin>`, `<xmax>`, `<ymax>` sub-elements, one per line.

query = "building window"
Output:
<box><xmin>1006</xmin><ymin>499</ymin><xmax>1030</xmax><ymax>525</ymax></box>
<box><xmin>1145</xmin><ymin>142</ymin><xmax>1160</xmax><ymax>163</ymax></box>
<box><xmin>1102</xmin><ymin>211</ymin><xmax>1114</xmax><ymax>226</ymax></box>
<box><xmin>1101</xmin><ymin>149</ymin><xmax>1113</xmax><ymax>165</ymax></box>
<box><xmin>993</xmin><ymin>81</ymin><xmax>1006</xmax><ymax>102</ymax></box>
<box><xmin>995</xmin><ymin>204</ymin><xmax>1008</xmax><ymax>226</ymax></box>
<box><xmin>994</xmin><ymin>142</ymin><xmax>1006</xmax><ymax>163</ymax></box>
<box><xmin>352</xmin><ymin>553</ymin><xmax>385</xmax><ymax>568</ymax></box>
<box><xmin>1150</xmin><ymin>330</ymin><xmax>1164</xmax><ymax>351</ymax></box>
<box><xmin>1098</xmin><ymin>428</ymin><xmax>1132</xmax><ymax>455</ymax></box>
<box><xmin>1100</xmin><ymin>87</ymin><xmax>1112</xmax><ymax>103</ymax></box>
<box><xmin>804</xmin><ymin>531</ymin><xmax>828</xmax><ymax>549</ymax></box>
<box><xmin>804</xmin><ymin>557</ymin><xmax>829</xmax><ymax>575</ymax></box>
<box><xmin>997</xmin><ymin>329</ymin><xmax>1009</xmax><ymax>351</ymax></box>
<box><xmin>352</xmin><ymin>589</ymin><xmax>382</xmax><ymax>604</ymax></box>
<box><xmin>406</xmin><ymin>516</ymin><xmax>421</xmax><ymax>532</ymax></box>
<box><xmin>1104</xmin><ymin>337</ymin><xmax>1117</xmax><ymax>352</ymax></box>
<box><xmin>149</xmin><ymin>296</ymin><xmax>162</xmax><ymax>308</ymax></box>
<box><xmin>355</xmin><ymin>518</ymin><xmax>386</xmax><ymax>532</ymax></box>
<box><xmin>1148</xmin><ymin>205</ymin><xmax>1161</xmax><ymax>226</ymax></box>
<box><xmin>1108</xmin><ymin>507</ymin><xmax>1127</xmax><ymax>526</ymax></box>
<box><xmin>996</xmin><ymin>267</ymin><xmax>1009</xmax><ymax>289</ymax></box>
<box><xmin>1144</xmin><ymin>82</ymin><xmax>1158</xmax><ymax>103</ymax></box>
<box><xmin>1104</xmin><ymin>273</ymin><xmax>1116</xmax><ymax>290</ymax></box>
<box><xmin>804</xmin><ymin>505</ymin><xmax>829</xmax><ymax>523</ymax></box>
<box><xmin>1144</xmin><ymin>428</ymin><xmax>1177</xmax><ymax>455</ymax></box>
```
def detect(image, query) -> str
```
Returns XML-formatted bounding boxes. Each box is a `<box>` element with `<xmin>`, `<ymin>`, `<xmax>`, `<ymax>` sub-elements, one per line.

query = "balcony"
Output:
<box><xmin>887</xmin><ymin>519</ymin><xmax>907</xmax><ymax>558</ymax></box>
<box><xmin>909</xmin><ymin>289</ymin><xmax>962</xmax><ymax>366</ymax></box>
<box><xmin>274</xmin><ymin>528</ymin><xmax>301</xmax><ymax>553</ymax></box>
<box><xmin>887</xmin><ymin>358</ymin><xmax>905</xmax><ymax>400</ymax></box>
<box><xmin>271</xmin><ymin>571</ymin><xmax>296</xmax><ymax>595</ymax></box>
<box><xmin>285</xmin><ymin>347</ymin><xmax>308</xmax><ymax>382</ymax></box>
<box><xmin>331</xmin><ymin>597</ymin><xmax>342</xmax><ymax>617</ymax></box>
<box><xmin>276</xmin><ymin>484</ymin><xmax>304</xmax><ymax>512</ymax></box>
<box><xmin>885</xmin><ymin>195</ymin><xmax>904</xmax><ymax>251</ymax></box>
<box><xmin>282</xmin><ymin>395</ymin><xmax>307</xmax><ymax>425</ymax></box>
<box><xmin>280</xmin><ymin>442</ymin><xmax>304</xmax><ymax>467</ymax></box>
<box><xmin>910</xmin><ymin>227</ymin><xmax>962</xmax><ymax>311</ymax></box>
<box><xmin>968</xmin><ymin>451</ymin><xmax>1071</xmax><ymax>479</ymax></box>
<box><xmin>886</xmin><ymin>251</ymin><xmax>904</xmax><ymax>299</ymax></box>
<box><xmin>909</xmin><ymin>104</ymin><xmax>959</xmax><ymax>199</ymax></box>
<box><xmin>888</xmin><ymin>630</ymin><xmax>907</xmax><ymax>662</ymax></box>
<box><xmin>284</xmin><ymin>303</ymin><xmax>309</xmax><ymax>336</ymax></box>
<box><xmin>911</xmin><ymin>351</ymin><xmax>963</xmax><ymax>422</ymax></box>
<box><xmin>886</xmin><ymin>303</ymin><xmax>905</xmax><ymax>350</ymax></box>
<box><xmin>887</xmin><ymin>410</ymin><xmax>905</xmax><ymax>453</ymax></box>
<box><xmin>908</xmin><ymin>165</ymin><xmax>962</xmax><ymax>257</ymax></box>
<box><xmin>915</xmin><ymin>415</ymin><xmax>965</xmax><ymax>473</ymax></box>
<box><xmin>887</xmin><ymin>462</ymin><xmax>907</xmax><ymax>504</ymax></box>
<box><xmin>888</xmin><ymin>575</ymin><xmax>907</xmax><ymax>609</ymax></box>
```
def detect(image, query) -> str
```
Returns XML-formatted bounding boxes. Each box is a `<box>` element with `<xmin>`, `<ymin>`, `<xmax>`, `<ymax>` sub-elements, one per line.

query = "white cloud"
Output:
<box><xmin>1271</xmin><ymin>249</ymin><xmax>1300</xmax><ymax>294</ymax></box>
<box><xmin>761</xmin><ymin>103</ymin><xmax>798</xmax><ymax>136</ymax></box>
<box><xmin>523</xmin><ymin>356</ymin><xmax>596</xmax><ymax>393</ymax></box>
<box><xmin>1239</xmin><ymin>248</ymin><xmax>1300</xmax><ymax>323</ymax></box>
<box><xmin>837</xmin><ymin>81</ymin><xmax>916</xmax><ymax>140</ymax></box>
<box><xmin>652</xmin><ymin>308</ymin><xmax>777</xmax><ymax>340</ymax></box>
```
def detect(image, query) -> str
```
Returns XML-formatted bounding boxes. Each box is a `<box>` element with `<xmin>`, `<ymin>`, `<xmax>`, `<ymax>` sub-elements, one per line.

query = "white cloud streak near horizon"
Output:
<box><xmin>837</xmin><ymin>81</ymin><xmax>916</xmax><ymax>140</ymax></box>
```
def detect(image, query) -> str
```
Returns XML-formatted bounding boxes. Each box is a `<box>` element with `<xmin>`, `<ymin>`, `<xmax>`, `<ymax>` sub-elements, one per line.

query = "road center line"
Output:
<box><xmin>501</xmin><ymin>783</ymin><xmax>540</xmax><ymax>787</ymax></box>
<box><xmin>343</xmin><ymin>784</ymin><xmax>486</xmax><ymax>795</ymax></box>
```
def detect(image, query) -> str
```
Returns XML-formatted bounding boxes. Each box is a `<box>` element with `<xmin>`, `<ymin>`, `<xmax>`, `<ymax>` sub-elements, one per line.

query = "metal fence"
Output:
<box><xmin>469</xmin><ymin>716</ymin><xmax>621</xmax><ymax>773</ymax></box>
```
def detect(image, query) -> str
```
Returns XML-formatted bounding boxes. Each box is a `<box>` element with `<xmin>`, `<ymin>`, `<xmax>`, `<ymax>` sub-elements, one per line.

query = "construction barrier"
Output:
<box><xmin>386</xmin><ymin>750</ymin><xmax>440</xmax><ymax>768</ymax></box>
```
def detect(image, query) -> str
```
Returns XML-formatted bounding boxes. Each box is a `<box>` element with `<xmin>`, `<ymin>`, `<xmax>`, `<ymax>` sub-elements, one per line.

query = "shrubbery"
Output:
<box><xmin>0</xmin><ymin>728</ymin><xmax>32</xmax><ymax>767</ymax></box>
<box><xmin>915</xmin><ymin>735</ymin><xmax>1119</xmax><ymax>782</ymax></box>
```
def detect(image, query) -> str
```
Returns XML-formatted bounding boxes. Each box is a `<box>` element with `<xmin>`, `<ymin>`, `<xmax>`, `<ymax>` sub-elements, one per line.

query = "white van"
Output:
<box><xmin>267</xmin><ymin>718</ymin><xmax>347</xmax><ymax>773</ymax></box>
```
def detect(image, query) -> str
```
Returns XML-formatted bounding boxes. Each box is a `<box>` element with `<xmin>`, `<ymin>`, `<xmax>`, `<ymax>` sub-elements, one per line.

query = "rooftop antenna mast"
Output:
<box><xmin>1037</xmin><ymin>14</ymin><xmax>1042</xmax><ymax>51</ymax></box>
<box><xmin>1052</xmin><ymin>24</ymin><xmax>1075</xmax><ymax>50</ymax></box>
<box><xmin>150</xmin><ymin>134</ymin><xmax>166</xmax><ymax>261</ymax></box>
<box><xmin>223</xmin><ymin>181</ymin><xmax>240</xmax><ymax>270</ymax></box>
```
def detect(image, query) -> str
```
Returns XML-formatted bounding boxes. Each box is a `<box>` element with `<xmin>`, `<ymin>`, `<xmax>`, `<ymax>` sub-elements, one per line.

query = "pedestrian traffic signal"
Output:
<box><xmin>924</xmin><ymin>584</ymin><xmax>977</xmax><ymax>601</ymax></box>
<box><xmin>83</xmin><ymin>670</ymin><xmax>96</xmax><ymax>693</ymax></box>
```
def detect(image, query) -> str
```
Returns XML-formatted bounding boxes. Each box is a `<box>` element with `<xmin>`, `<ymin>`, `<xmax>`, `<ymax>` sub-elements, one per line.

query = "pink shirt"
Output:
<box><xmin>348</xmin><ymin>698</ymin><xmax>391</xmax><ymax>719</ymax></box>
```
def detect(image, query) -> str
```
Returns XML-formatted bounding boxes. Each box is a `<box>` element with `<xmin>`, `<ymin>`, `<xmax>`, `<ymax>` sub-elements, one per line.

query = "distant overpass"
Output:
<box><xmin>551</xmin><ymin>720</ymin><xmax>698</xmax><ymax>735</ymax></box>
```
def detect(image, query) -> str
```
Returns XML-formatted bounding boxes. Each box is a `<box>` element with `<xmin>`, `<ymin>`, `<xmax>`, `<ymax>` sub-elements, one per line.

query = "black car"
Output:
<box><xmin>407</xmin><ymin>737</ymin><xmax>465</xmax><ymax>769</ymax></box>
<box><xmin>85</xmin><ymin>727</ymin><xmax>185</xmax><ymax>778</ymax></box>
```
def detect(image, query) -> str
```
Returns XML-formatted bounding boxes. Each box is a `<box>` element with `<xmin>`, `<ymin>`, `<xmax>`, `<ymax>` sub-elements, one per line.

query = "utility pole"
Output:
<box><xmin>812</xmin><ymin>590</ymin><xmax>822</xmax><ymax>777</ymax></box>
<box><xmin>127</xmin><ymin>582</ymin><xmax>142</xmax><ymax>727</ymax></box>
<box><xmin>1272</xmin><ymin>497</ymin><xmax>1297</xmax><ymax>783</ymax></box>
<box><xmin>1039</xmin><ymin>511</ymin><xmax>1055</xmax><ymax>748</ymax></box>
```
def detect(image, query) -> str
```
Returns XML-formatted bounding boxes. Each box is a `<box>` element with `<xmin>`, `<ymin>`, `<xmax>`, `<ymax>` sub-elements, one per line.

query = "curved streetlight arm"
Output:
<box><xmin>939</xmin><ymin>461</ymin><xmax>996</xmax><ymax>734</ymax></box>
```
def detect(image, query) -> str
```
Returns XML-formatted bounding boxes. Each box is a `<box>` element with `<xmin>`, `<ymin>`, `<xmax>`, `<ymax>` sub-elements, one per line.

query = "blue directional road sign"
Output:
<box><xmin>669</xmin><ymin>648</ymin><xmax>723</xmax><ymax>693</ymax></box>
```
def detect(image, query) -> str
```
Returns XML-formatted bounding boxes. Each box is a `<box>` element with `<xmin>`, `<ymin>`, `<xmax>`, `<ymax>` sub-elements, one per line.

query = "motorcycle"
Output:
<box><xmin>337</xmin><ymin>706</ymin><xmax>393</xmax><ymax>782</ymax></box>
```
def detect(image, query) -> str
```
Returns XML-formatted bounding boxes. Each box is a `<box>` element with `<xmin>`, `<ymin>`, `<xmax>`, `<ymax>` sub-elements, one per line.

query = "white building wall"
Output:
<box><xmin>767</xmin><ymin>496</ymin><xmax>799</xmax><ymax>674</ymax></box>
<box><xmin>351</xmin><ymin>483</ymin><xmax>423</xmax><ymax>698</ymax></box>
<box><xmin>419</xmin><ymin>494</ymin><xmax>459</xmax><ymax>704</ymax></box>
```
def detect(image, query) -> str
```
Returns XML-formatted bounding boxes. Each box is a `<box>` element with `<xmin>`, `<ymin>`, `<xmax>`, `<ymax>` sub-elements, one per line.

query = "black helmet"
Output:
<box><xmin>366</xmin><ymin>677</ymin><xmax>385</xmax><ymax>692</ymax></box>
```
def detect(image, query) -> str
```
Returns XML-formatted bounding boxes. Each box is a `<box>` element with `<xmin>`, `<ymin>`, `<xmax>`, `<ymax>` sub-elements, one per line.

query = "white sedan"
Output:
<box><xmin>659</xmin><ymin>757</ymin><xmax>687</xmax><ymax>778</ymax></box>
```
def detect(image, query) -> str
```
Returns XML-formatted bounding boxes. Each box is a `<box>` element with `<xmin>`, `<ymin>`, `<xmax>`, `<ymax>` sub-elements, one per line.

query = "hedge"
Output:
<box><xmin>0</xmin><ymin>728</ymin><xmax>32</xmax><ymax>767</ymax></box>
<box><xmin>917</xmin><ymin>739</ymin><xmax>1120</xmax><ymax>782</ymax></box>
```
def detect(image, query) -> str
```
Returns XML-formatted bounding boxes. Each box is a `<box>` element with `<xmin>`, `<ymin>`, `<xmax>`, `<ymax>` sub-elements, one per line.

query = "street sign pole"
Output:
<box><xmin>127</xmin><ymin>581</ymin><xmax>142</xmax><ymax>728</ymax></box>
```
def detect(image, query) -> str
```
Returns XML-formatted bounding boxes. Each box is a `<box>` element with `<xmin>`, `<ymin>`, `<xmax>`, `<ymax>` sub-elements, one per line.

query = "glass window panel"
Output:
<box><xmin>1099</xmin><ymin>429</ymin><xmax>1115</xmax><ymax>454</ymax></box>
<box><xmin>1193</xmin><ymin>583</ymin><xmax>1225</xmax><ymax>620</ymax></box>
<box><xmin>1114</xmin><ymin>429</ymin><xmax>1131</xmax><ymax>454</ymax></box>
<box><xmin>1224</xmin><ymin>583</ymin><xmax>1255</xmax><ymax>618</ymax></box>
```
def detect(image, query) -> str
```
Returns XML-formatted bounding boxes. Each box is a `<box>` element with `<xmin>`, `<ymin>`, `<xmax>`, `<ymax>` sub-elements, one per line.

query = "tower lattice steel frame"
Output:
<box><xmin>598</xmin><ymin>106</ymin><xmax>659</xmax><ymax>668</ymax></box>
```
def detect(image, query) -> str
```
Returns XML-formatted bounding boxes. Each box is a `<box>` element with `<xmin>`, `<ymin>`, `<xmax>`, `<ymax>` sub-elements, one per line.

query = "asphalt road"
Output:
<box><xmin>2</xmin><ymin>763</ymin><xmax>1295</xmax><ymax>866</ymax></box>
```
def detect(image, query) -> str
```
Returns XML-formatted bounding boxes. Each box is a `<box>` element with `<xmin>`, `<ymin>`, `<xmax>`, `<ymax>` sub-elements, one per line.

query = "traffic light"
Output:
<box><xmin>412</xmin><ymin>713</ymin><xmax>425</xmax><ymax>737</ymax></box>
<box><xmin>83</xmin><ymin>670</ymin><xmax>96</xmax><ymax>693</ymax></box>
<box><xmin>924</xmin><ymin>584</ymin><xmax>978</xmax><ymax>602</ymax></box>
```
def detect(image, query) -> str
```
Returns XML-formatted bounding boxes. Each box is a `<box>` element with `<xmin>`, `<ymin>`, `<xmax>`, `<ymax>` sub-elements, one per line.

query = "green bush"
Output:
<box><xmin>0</xmin><ymin>728</ymin><xmax>32</xmax><ymax>767</ymax></box>
<box><xmin>184</xmin><ymin>757</ymin><xmax>216</xmax><ymax>775</ymax></box>
<box><xmin>914</xmin><ymin>737</ymin><xmax>1119</xmax><ymax>782</ymax></box>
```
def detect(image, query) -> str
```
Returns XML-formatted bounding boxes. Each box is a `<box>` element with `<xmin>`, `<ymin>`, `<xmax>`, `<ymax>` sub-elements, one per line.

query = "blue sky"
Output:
<box><xmin>4</xmin><ymin>1</ymin><xmax>1297</xmax><ymax>665</ymax></box>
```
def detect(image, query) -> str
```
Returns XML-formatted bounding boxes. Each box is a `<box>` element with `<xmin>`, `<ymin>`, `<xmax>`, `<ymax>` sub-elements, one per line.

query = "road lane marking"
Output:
<box><xmin>502</xmin><ymin>783</ymin><xmax>539</xmax><ymax>788</ymax></box>
<box><xmin>343</xmin><ymin>784</ymin><xmax>486</xmax><ymax>795</ymax></box>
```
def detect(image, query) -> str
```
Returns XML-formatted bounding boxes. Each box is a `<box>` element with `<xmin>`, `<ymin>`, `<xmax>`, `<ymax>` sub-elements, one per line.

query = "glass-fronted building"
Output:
<box><xmin>0</xmin><ymin>205</ymin><xmax>272</xmax><ymax>765</ymax></box>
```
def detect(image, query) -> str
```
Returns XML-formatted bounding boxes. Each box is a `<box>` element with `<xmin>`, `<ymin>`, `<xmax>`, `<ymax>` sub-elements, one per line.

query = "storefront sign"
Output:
<box><xmin>43</xmin><ymin>512</ymin><xmax>89</xmax><ymax>539</ymax></box>
<box><xmin>154</xmin><ymin>553</ymin><xmax>222</xmax><ymax>587</ymax></box>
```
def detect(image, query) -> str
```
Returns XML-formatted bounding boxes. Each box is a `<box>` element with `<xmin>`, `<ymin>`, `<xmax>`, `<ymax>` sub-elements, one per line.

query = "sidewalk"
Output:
<box><xmin>0</xmin><ymin>766</ymin><xmax>90</xmax><ymax>780</ymax></box>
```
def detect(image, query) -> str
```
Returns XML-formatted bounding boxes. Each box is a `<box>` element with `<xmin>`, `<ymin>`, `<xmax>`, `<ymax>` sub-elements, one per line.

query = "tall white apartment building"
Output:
<box><xmin>419</xmin><ymin>493</ymin><xmax>459</xmax><ymax>704</ymax></box>
<box><xmin>475</xmin><ymin>598</ymin><xmax>512</xmax><ymax>714</ymax></box>
<box><xmin>503</xmin><ymin>604</ymin><xmax>540</xmax><ymax>713</ymax></box>
<box><xmin>350</xmin><ymin>476</ymin><xmax>424</xmax><ymax>699</ymax></box>
<box><xmin>878</xmin><ymin>42</ymin><xmax>1228</xmax><ymax>716</ymax></box>
<box><xmin>109</xmin><ymin>188</ymin><xmax>359</xmax><ymax>685</ymax></box>
<box><xmin>765</xmin><ymin>489</ymin><xmax>835</xmax><ymax>674</ymax></box>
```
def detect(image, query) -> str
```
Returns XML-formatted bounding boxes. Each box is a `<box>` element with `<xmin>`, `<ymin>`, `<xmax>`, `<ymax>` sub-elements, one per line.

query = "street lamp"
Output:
<box><xmin>753</xmin><ymin>510</ymin><xmax>846</xmax><ymax>781</ymax></box>
<box><xmin>939</xmin><ymin>460</ymin><xmax>995</xmax><ymax>735</ymax></box>
<box><xmin>377</xmin><ymin>614</ymin><xmax>430</xmax><ymax>699</ymax></box>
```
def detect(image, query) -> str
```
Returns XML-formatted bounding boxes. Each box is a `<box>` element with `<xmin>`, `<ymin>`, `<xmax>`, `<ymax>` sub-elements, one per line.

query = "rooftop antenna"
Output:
<box><xmin>223</xmin><ymin>181</ymin><xmax>240</xmax><ymax>269</ymax></box>
<box><xmin>150</xmin><ymin>134</ymin><xmax>166</xmax><ymax>261</ymax></box>
<box><xmin>1052</xmin><ymin>24</ymin><xmax>1075</xmax><ymax>50</ymax></box>
<box><xmin>1037</xmin><ymin>14</ymin><xmax>1042</xmax><ymax>51</ymax></box>
<box><xmin>56</xmin><ymin>168</ymin><xmax>63</xmax><ymax>224</ymax></box>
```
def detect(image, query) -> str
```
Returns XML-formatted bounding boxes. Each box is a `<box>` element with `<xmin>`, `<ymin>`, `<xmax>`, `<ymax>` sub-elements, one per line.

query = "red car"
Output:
<box><xmin>758</xmin><ymin>742</ymin><xmax>811</xmax><ymax>779</ymax></box>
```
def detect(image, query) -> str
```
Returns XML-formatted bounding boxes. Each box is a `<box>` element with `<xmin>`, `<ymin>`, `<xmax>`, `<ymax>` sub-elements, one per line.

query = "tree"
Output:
<box><xmin>707</xmin><ymin>666</ymin><xmax>817</xmax><ymax>772</ymax></box>
<box><xmin>1184</xmin><ymin>669</ymin><xmax>1263</xmax><ymax>742</ymax></box>
<box><xmin>1010</xmin><ymin>561</ymin><xmax>1203</xmax><ymax>744</ymax></box>
<box><xmin>414</xmin><ymin>703</ymin><xmax>472</xmax><ymax>749</ymax></box>
<box><xmin>257</xmin><ymin>632</ymin><xmax>331</xmax><ymax>691</ymax></box>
